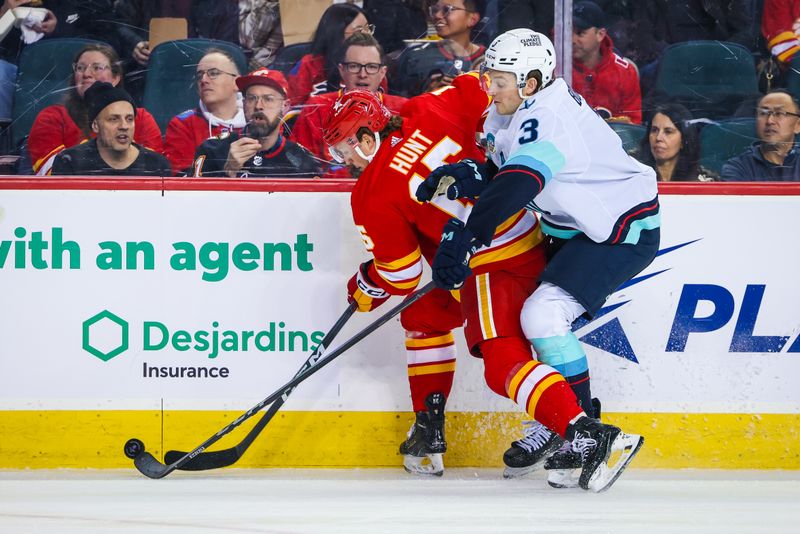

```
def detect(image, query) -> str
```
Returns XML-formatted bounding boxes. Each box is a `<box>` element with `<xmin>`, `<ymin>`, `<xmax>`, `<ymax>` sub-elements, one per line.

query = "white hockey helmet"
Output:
<box><xmin>482</xmin><ymin>29</ymin><xmax>556</xmax><ymax>98</ymax></box>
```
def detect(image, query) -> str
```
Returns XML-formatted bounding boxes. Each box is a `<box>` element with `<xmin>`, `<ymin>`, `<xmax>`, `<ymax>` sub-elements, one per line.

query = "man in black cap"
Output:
<box><xmin>51</xmin><ymin>81</ymin><xmax>171</xmax><ymax>176</ymax></box>
<box><xmin>192</xmin><ymin>67</ymin><xmax>322</xmax><ymax>178</ymax></box>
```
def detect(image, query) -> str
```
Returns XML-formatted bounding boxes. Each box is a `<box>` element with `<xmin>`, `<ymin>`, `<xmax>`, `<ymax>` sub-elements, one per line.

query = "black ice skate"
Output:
<box><xmin>564</xmin><ymin>416</ymin><xmax>644</xmax><ymax>493</ymax></box>
<box><xmin>502</xmin><ymin>420</ymin><xmax>564</xmax><ymax>479</ymax></box>
<box><xmin>545</xmin><ymin>398</ymin><xmax>601</xmax><ymax>489</ymax></box>
<box><xmin>544</xmin><ymin>440</ymin><xmax>582</xmax><ymax>488</ymax></box>
<box><xmin>399</xmin><ymin>392</ymin><xmax>446</xmax><ymax>477</ymax></box>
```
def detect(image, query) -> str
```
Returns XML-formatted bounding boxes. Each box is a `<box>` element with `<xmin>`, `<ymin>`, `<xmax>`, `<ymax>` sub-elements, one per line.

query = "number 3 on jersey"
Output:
<box><xmin>519</xmin><ymin>119</ymin><xmax>539</xmax><ymax>144</ymax></box>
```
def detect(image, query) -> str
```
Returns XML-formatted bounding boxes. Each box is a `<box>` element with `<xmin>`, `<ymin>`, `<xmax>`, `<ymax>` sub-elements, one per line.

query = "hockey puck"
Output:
<box><xmin>124</xmin><ymin>438</ymin><xmax>145</xmax><ymax>459</ymax></box>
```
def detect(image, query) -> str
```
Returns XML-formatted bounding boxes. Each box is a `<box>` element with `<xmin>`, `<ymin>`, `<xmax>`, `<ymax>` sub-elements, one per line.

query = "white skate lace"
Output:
<box><xmin>514</xmin><ymin>420</ymin><xmax>553</xmax><ymax>453</ymax></box>
<box><xmin>571</xmin><ymin>432</ymin><xmax>598</xmax><ymax>462</ymax></box>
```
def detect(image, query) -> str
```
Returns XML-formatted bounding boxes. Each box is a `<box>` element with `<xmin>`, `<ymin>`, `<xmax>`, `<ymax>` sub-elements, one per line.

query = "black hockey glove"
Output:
<box><xmin>431</xmin><ymin>218</ymin><xmax>478</xmax><ymax>290</ymax></box>
<box><xmin>415</xmin><ymin>159</ymin><xmax>489</xmax><ymax>202</ymax></box>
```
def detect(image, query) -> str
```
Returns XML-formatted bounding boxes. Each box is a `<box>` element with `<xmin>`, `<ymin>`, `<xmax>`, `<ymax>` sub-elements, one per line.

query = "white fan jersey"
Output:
<box><xmin>482</xmin><ymin>78</ymin><xmax>659</xmax><ymax>245</ymax></box>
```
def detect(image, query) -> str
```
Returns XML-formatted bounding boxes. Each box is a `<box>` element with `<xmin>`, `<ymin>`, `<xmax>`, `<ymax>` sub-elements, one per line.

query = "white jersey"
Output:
<box><xmin>482</xmin><ymin>78</ymin><xmax>659</xmax><ymax>244</ymax></box>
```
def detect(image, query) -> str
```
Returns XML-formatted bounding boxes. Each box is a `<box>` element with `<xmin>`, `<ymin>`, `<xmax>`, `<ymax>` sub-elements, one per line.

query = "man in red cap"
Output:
<box><xmin>192</xmin><ymin>68</ymin><xmax>322</xmax><ymax>178</ymax></box>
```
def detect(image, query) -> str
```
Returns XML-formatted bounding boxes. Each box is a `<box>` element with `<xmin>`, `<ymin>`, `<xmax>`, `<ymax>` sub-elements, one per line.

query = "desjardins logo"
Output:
<box><xmin>81</xmin><ymin>310</ymin><xmax>324</xmax><ymax>361</ymax></box>
<box><xmin>82</xmin><ymin>310</ymin><xmax>129</xmax><ymax>361</ymax></box>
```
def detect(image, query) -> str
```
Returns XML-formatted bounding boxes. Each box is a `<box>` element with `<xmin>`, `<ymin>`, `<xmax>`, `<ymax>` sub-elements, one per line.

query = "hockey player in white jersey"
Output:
<box><xmin>416</xmin><ymin>28</ymin><xmax>658</xmax><ymax>491</ymax></box>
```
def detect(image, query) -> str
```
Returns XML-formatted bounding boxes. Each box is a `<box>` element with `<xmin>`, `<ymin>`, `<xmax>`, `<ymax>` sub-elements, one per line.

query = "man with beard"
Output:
<box><xmin>191</xmin><ymin>68</ymin><xmax>322</xmax><ymax>178</ymax></box>
<box><xmin>51</xmin><ymin>81</ymin><xmax>171</xmax><ymax>176</ymax></box>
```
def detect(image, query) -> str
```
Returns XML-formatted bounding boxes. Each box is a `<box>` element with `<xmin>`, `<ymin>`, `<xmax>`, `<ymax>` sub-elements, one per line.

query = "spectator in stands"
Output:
<box><xmin>291</xmin><ymin>32</ymin><xmax>406</xmax><ymax>173</ymax></box>
<box><xmin>393</xmin><ymin>0</ymin><xmax>485</xmax><ymax>96</ymax></box>
<box><xmin>721</xmin><ymin>89</ymin><xmax>800</xmax><ymax>181</ymax></box>
<box><xmin>192</xmin><ymin>68</ymin><xmax>321</xmax><ymax>178</ymax></box>
<box><xmin>163</xmin><ymin>48</ymin><xmax>246</xmax><ymax>175</ymax></box>
<box><xmin>0</xmin><ymin>0</ymin><xmax>118</xmax><ymax>120</ymax></box>
<box><xmin>637</xmin><ymin>103</ymin><xmax>715</xmax><ymax>182</ymax></box>
<box><xmin>571</xmin><ymin>1</ymin><xmax>641</xmax><ymax>124</ymax></box>
<box><xmin>51</xmin><ymin>81</ymin><xmax>170</xmax><ymax>175</ymax></box>
<box><xmin>239</xmin><ymin>0</ymin><xmax>284</xmax><ymax>68</ymax></box>
<box><xmin>114</xmin><ymin>0</ymin><xmax>238</xmax><ymax>68</ymax></box>
<box><xmin>287</xmin><ymin>3</ymin><xmax>379</xmax><ymax>105</ymax></box>
<box><xmin>113</xmin><ymin>0</ymin><xmax>239</xmax><ymax>100</ymax></box>
<box><xmin>762</xmin><ymin>0</ymin><xmax>800</xmax><ymax>66</ymax></box>
<box><xmin>28</xmin><ymin>43</ymin><xmax>163</xmax><ymax>175</ymax></box>
<box><xmin>1</xmin><ymin>1</ymin><xmax>117</xmax><ymax>62</ymax></box>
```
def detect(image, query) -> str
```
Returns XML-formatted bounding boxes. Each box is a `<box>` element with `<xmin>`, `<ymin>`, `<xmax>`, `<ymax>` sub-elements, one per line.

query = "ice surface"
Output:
<box><xmin>1</xmin><ymin>469</ymin><xmax>798</xmax><ymax>533</ymax></box>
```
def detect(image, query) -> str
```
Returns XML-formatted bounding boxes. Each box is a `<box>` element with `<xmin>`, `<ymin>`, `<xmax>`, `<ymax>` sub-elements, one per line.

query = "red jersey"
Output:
<box><xmin>572</xmin><ymin>35</ymin><xmax>642</xmax><ymax>124</ymax></box>
<box><xmin>29</xmin><ymin>105</ymin><xmax>164</xmax><ymax>175</ymax></box>
<box><xmin>762</xmin><ymin>0</ymin><xmax>800</xmax><ymax>63</ymax></box>
<box><xmin>291</xmin><ymin>90</ymin><xmax>407</xmax><ymax>160</ymax></box>
<box><xmin>351</xmin><ymin>73</ymin><xmax>544</xmax><ymax>295</ymax></box>
<box><xmin>164</xmin><ymin>108</ymin><xmax>245</xmax><ymax>175</ymax></box>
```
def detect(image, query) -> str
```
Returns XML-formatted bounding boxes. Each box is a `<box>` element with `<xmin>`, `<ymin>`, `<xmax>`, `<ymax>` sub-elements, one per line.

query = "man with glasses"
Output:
<box><xmin>721</xmin><ymin>90</ymin><xmax>800</xmax><ymax>181</ymax></box>
<box><xmin>164</xmin><ymin>49</ymin><xmax>247</xmax><ymax>175</ymax></box>
<box><xmin>291</xmin><ymin>32</ymin><xmax>406</xmax><ymax>176</ymax></box>
<box><xmin>192</xmin><ymin>68</ymin><xmax>321</xmax><ymax>178</ymax></box>
<box><xmin>394</xmin><ymin>0</ymin><xmax>485</xmax><ymax>96</ymax></box>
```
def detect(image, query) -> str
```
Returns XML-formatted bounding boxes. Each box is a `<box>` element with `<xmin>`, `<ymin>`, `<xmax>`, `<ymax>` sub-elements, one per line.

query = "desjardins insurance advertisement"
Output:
<box><xmin>0</xmin><ymin>190</ymin><xmax>365</xmax><ymax>406</ymax></box>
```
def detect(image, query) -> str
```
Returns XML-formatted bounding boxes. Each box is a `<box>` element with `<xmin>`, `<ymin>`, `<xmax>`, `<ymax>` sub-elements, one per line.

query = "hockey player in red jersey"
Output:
<box><xmin>323</xmin><ymin>76</ymin><xmax>636</xmax><ymax>491</ymax></box>
<box><xmin>324</xmin><ymin>74</ymin><xmax>546</xmax><ymax>476</ymax></box>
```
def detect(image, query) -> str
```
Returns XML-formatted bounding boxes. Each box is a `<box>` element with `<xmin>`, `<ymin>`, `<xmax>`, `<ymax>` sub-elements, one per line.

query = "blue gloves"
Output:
<box><xmin>432</xmin><ymin>218</ymin><xmax>478</xmax><ymax>290</ymax></box>
<box><xmin>415</xmin><ymin>159</ymin><xmax>489</xmax><ymax>202</ymax></box>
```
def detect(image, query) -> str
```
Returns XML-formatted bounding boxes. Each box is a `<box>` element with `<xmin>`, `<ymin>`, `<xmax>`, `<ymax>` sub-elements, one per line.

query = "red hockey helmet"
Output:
<box><xmin>322</xmin><ymin>90</ymin><xmax>392</xmax><ymax>156</ymax></box>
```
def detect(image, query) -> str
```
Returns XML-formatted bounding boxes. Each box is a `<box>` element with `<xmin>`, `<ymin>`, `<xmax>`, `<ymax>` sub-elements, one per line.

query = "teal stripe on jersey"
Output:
<box><xmin>531</xmin><ymin>334</ymin><xmax>589</xmax><ymax>377</ymax></box>
<box><xmin>622</xmin><ymin>213</ymin><xmax>661</xmax><ymax>245</ymax></box>
<box><xmin>539</xmin><ymin>219</ymin><xmax>581</xmax><ymax>239</ymax></box>
<box><xmin>504</xmin><ymin>141</ymin><xmax>566</xmax><ymax>182</ymax></box>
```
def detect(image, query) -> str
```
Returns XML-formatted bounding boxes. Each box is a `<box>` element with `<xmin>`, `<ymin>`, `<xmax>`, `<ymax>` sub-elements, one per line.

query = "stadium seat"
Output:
<box><xmin>653</xmin><ymin>41</ymin><xmax>758</xmax><ymax>120</ymax></box>
<box><xmin>142</xmin><ymin>39</ymin><xmax>248</xmax><ymax>132</ymax></box>
<box><xmin>10</xmin><ymin>38</ymin><xmax>102</xmax><ymax>148</ymax></box>
<box><xmin>607</xmin><ymin>121</ymin><xmax>646</xmax><ymax>155</ymax></box>
<box><xmin>699</xmin><ymin>118</ymin><xmax>757</xmax><ymax>174</ymax></box>
<box><xmin>271</xmin><ymin>42</ymin><xmax>311</xmax><ymax>75</ymax></box>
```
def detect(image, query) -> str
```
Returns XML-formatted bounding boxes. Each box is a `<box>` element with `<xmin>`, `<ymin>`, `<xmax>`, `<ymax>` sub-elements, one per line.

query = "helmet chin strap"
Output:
<box><xmin>355</xmin><ymin>130</ymin><xmax>381</xmax><ymax>162</ymax></box>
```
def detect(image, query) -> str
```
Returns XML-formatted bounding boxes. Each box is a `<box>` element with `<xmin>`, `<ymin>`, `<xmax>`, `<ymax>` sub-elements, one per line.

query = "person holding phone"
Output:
<box><xmin>192</xmin><ymin>67</ymin><xmax>321</xmax><ymax>178</ymax></box>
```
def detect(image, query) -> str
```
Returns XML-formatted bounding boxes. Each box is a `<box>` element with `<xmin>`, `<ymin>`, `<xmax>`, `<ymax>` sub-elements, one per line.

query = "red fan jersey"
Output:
<box><xmin>572</xmin><ymin>34</ymin><xmax>642</xmax><ymax>124</ymax></box>
<box><xmin>762</xmin><ymin>0</ymin><xmax>800</xmax><ymax>63</ymax></box>
<box><xmin>351</xmin><ymin>73</ymin><xmax>544</xmax><ymax>295</ymax></box>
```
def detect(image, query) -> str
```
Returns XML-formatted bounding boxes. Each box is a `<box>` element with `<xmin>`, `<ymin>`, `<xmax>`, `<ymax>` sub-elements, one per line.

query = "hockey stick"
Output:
<box><xmin>125</xmin><ymin>281</ymin><xmax>435</xmax><ymax>479</ymax></box>
<box><xmin>163</xmin><ymin>302</ymin><xmax>358</xmax><ymax>470</ymax></box>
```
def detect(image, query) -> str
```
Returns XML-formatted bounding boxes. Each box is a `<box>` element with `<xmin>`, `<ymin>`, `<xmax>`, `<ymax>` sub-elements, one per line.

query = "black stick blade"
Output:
<box><xmin>133</xmin><ymin>451</ymin><xmax>172</xmax><ymax>479</ymax></box>
<box><xmin>164</xmin><ymin>449</ymin><xmax>239</xmax><ymax>470</ymax></box>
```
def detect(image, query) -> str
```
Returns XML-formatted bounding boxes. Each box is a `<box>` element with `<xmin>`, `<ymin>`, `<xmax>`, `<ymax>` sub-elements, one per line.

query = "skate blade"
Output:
<box><xmin>546</xmin><ymin>469</ymin><xmax>580</xmax><ymax>489</ymax></box>
<box><xmin>503</xmin><ymin>464</ymin><xmax>540</xmax><ymax>479</ymax></box>
<box><xmin>403</xmin><ymin>453</ymin><xmax>444</xmax><ymax>477</ymax></box>
<box><xmin>586</xmin><ymin>433</ymin><xmax>644</xmax><ymax>493</ymax></box>
<box><xmin>502</xmin><ymin>456</ymin><xmax>550</xmax><ymax>479</ymax></box>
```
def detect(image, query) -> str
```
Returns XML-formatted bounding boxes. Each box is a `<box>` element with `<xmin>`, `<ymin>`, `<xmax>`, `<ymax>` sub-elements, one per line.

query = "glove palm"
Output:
<box><xmin>415</xmin><ymin>159</ymin><xmax>488</xmax><ymax>202</ymax></box>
